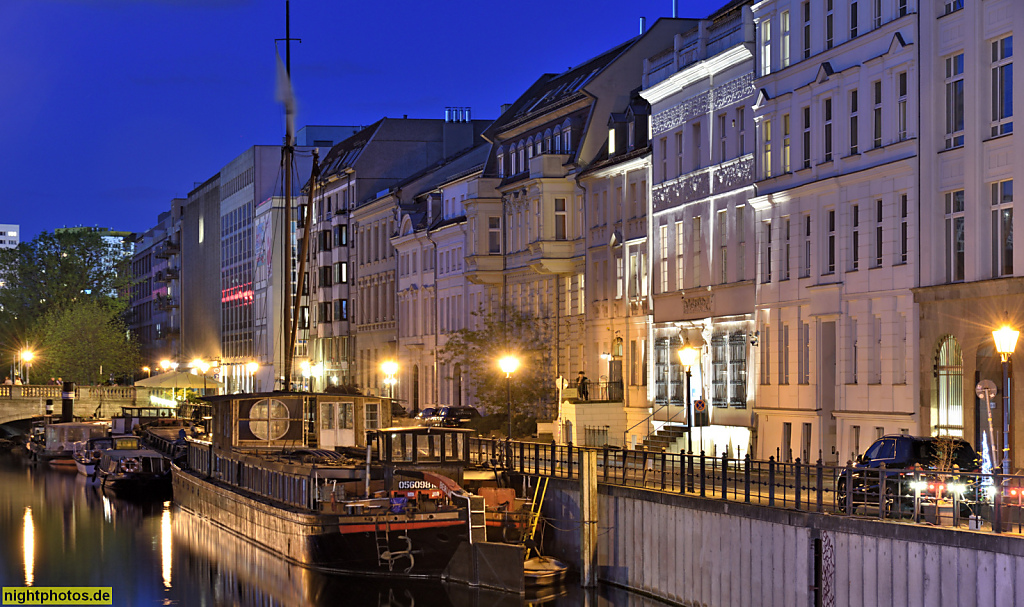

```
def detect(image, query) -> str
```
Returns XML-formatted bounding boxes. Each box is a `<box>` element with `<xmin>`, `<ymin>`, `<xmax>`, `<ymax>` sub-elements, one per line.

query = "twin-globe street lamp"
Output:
<box><xmin>498</xmin><ymin>356</ymin><xmax>520</xmax><ymax>440</ymax></box>
<box><xmin>993</xmin><ymin>325</ymin><xmax>1020</xmax><ymax>476</ymax></box>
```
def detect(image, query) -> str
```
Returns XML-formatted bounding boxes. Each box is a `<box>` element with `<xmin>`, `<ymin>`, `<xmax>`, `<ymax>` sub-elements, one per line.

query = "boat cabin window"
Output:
<box><xmin>113</xmin><ymin>437</ymin><xmax>141</xmax><ymax>450</ymax></box>
<box><xmin>391</xmin><ymin>433</ymin><xmax>413</xmax><ymax>462</ymax></box>
<box><xmin>417</xmin><ymin>434</ymin><xmax>442</xmax><ymax>462</ymax></box>
<box><xmin>378</xmin><ymin>429</ymin><xmax>467</xmax><ymax>464</ymax></box>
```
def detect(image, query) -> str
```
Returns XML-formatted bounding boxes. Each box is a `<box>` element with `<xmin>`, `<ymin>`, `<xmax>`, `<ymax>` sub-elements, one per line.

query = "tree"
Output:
<box><xmin>438</xmin><ymin>306</ymin><xmax>554</xmax><ymax>423</ymax></box>
<box><xmin>32</xmin><ymin>300</ymin><xmax>140</xmax><ymax>385</ymax></box>
<box><xmin>0</xmin><ymin>230</ymin><xmax>132</xmax><ymax>336</ymax></box>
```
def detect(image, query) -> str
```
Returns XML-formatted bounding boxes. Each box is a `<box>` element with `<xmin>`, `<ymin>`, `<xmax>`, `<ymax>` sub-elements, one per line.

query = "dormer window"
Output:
<box><xmin>628</xmin><ymin>122</ymin><xmax>635</xmax><ymax>149</ymax></box>
<box><xmin>497</xmin><ymin>146</ymin><xmax>505</xmax><ymax>177</ymax></box>
<box><xmin>608</xmin><ymin>128</ymin><xmax>616</xmax><ymax>155</ymax></box>
<box><xmin>553</xmin><ymin>127</ymin><xmax>562</xmax><ymax>153</ymax></box>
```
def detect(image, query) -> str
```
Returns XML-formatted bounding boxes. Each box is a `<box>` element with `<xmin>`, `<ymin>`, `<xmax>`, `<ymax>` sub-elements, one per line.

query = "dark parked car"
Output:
<box><xmin>837</xmin><ymin>434</ymin><xmax>982</xmax><ymax>514</ymax></box>
<box><xmin>429</xmin><ymin>406</ymin><xmax>482</xmax><ymax>429</ymax></box>
<box><xmin>413</xmin><ymin>408</ymin><xmax>436</xmax><ymax>426</ymax></box>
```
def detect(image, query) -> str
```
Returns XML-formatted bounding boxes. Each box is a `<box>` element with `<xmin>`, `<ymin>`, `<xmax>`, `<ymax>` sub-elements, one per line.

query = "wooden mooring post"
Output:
<box><xmin>580</xmin><ymin>449</ymin><xmax>598</xmax><ymax>587</ymax></box>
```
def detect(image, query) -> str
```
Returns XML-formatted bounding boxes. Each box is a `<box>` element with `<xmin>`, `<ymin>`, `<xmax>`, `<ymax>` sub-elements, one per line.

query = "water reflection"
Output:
<box><xmin>0</xmin><ymin>455</ymin><xmax>679</xmax><ymax>607</ymax></box>
<box><xmin>22</xmin><ymin>506</ymin><xmax>34</xmax><ymax>586</ymax></box>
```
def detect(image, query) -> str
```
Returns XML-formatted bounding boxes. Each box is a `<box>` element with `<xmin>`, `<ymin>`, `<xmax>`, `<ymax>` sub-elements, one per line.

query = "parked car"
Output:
<box><xmin>428</xmin><ymin>406</ymin><xmax>482</xmax><ymax>429</ymax></box>
<box><xmin>413</xmin><ymin>408</ymin><xmax>436</xmax><ymax>426</ymax></box>
<box><xmin>837</xmin><ymin>434</ymin><xmax>982</xmax><ymax>514</ymax></box>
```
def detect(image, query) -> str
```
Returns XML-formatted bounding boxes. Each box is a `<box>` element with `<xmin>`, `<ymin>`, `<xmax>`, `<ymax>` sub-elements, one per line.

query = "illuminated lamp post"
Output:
<box><xmin>192</xmin><ymin>358</ymin><xmax>210</xmax><ymax>395</ymax></box>
<box><xmin>21</xmin><ymin>350</ymin><xmax>34</xmax><ymax>385</ymax></box>
<box><xmin>498</xmin><ymin>356</ymin><xmax>520</xmax><ymax>440</ymax></box>
<box><xmin>381</xmin><ymin>360</ymin><xmax>398</xmax><ymax>399</ymax></box>
<box><xmin>246</xmin><ymin>362</ymin><xmax>259</xmax><ymax>393</ymax></box>
<box><xmin>679</xmin><ymin>345</ymin><xmax>700</xmax><ymax>454</ymax></box>
<box><xmin>993</xmin><ymin>325</ymin><xmax>1020</xmax><ymax>475</ymax></box>
<box><xmin>143</xmin><ymin>366</ymin><xmax>151</xmax><ymax>378</ymax></box>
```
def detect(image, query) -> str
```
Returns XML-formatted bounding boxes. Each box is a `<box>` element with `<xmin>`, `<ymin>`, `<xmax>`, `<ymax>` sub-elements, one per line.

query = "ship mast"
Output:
<box><xmin>278</xmin><ymin>0</ymin><xmax>299</xmax><ymax>390</ymax></box>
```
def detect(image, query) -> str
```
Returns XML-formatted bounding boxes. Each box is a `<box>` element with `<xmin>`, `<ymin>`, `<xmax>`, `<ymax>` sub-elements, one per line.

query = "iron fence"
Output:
<box><xmin>468</xmin><ymin>438</ymin><xmax>1024</xmax><ymax>535</ymax></box>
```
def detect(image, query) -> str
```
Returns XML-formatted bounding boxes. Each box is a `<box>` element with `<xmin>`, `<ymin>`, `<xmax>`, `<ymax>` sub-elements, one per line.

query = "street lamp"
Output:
<box><xmin>21</xmin><ymin>350</ymin><xmax>34</xmax><ymax>385</ymax></box>
<box><xmin>191</xmin><ymin>358</ymin><xmax>210</xmax><ymax>395</ymax></box>
<box><xmin>381</xmin><ymin>360</ymin><xmax>398</xmax><ymax>399</ymax></box>
<box><xmin>143</xmin><ymin>366</ymin><xmax>151</xmax><ymax>378</ymax></box>
<box><xmin>498</xmin><ymin>355</ymin><xmax>520</xmax><ymax>439</ymax></box>
<box><xmin>679</xmin><ymin>346</ymin><xmax>700</xmax><ymax>453</ymax></box>
<box><xmin>246</xmin><ymin>361</ymin><xmax>259</xmax><ymax>393</ymax></box>
<box><xmin>993</xmin><ymin>325</ymin><xmax>1020</xmax><ymax>475</ymax></box>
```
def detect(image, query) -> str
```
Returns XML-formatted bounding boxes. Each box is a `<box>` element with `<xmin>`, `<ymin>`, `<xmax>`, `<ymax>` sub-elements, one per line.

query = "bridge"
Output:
<box><xmin>0</xmin><ymin>385</ymin><xmax>152</xmax><ymax>426</ymax></box>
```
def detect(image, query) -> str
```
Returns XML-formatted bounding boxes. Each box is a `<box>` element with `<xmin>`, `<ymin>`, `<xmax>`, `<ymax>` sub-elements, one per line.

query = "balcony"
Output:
<box><xmin>155</xmin><ymin>294</ymin><xmax>178</xmax><ymax>311</ymax></box>
<box><xmin>154</xmin><ymin>239</ymin><xmax>180</xmax><ymax>259</ymax></box>
<box><xmin>527</xmin><ymin>240</ymin><xmax>576</xmax><ymax>275</ymax></box>
<box><xmin>465</xmin><ymin>255</ymin><xmax>504</xmax><ymax>285</ymax></box>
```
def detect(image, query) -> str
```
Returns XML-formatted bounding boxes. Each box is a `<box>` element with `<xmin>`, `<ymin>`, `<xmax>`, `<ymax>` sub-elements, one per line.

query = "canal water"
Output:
<box><xmin>0</xmin><ymin>454</ymin><xmax>673</xmax><ymax>607</ymax></box>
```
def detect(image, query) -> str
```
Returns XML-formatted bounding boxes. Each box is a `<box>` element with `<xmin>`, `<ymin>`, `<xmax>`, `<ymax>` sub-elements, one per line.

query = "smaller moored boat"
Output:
<box><xmin>523</xmin><ymin>555</ymin><xmax>568</xmax><ymax>586</ymax></box>
<box><xmin>95</xmin><ymin>444</ymin><xmax>171</xmax><ymax>493</ymax></box>
<box><xmin>26</xmin><ymin>421</ymin><xmax>109</xmax><ymax>468</ymax></box>
<box><xmin>74</xmin><ymin>435</ymin><xmax>142</xmax><ymax>478</ymax></box>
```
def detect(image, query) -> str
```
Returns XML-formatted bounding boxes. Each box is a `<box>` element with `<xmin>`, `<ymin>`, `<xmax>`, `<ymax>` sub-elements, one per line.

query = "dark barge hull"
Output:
<box><xmin>172</xmin><ymin>465</ymin><xmax>470</xmax><ymax>577</ymax></box>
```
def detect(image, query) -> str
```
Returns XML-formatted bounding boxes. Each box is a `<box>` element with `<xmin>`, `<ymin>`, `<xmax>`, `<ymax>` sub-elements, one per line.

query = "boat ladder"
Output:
<box><xmin>374</xmin><ymin>515</ymin><xmax>392</xmax><ymax>565</ymax></box>
<box><xmin>467</xmin><ymin>495</ymin><xmax>487</xmax><ymax>543</ymax></box>
<box><xmin>525</xmin><ymin>476</ymin><xmax>549</xmax><ymax>550</ymax></box>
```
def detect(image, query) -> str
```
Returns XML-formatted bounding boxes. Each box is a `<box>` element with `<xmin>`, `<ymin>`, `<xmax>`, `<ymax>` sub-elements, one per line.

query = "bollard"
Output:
<box><xmin>844</xmin><ymin>463</ymin><xmax>854</xmax><ymax>515</ymax></box>
<box><xmin>878</xmin><ymin>463</ymin><xmax>887</xmax><ymax>520</ymax></box>
<box><xmin>687</xmin><ymin>450</ymin><xmax>695</xmax><ymax>493</ymax></box>
<box><xmin>816</xmin><ymin>459</ymin><xmax>824</xmax><ymax>513</ymax></box>
<box><xmin>768</xmin><ymin>456</ymin><xmax>776</xmax><ymax>507</ymax></box>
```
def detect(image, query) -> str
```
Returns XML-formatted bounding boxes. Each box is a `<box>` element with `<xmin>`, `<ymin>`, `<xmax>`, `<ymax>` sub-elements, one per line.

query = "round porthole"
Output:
<box><xmin>249</xmin><ymin>398</ymin><xmax>290</xmax><ymax>440</ymax></box>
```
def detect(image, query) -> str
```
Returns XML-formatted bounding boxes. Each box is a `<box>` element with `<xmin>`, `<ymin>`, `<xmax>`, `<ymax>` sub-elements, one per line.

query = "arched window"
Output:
<box><xmin>933</xmin><ymin>335</ymin><xmax>964</xmax><ymax>436</ymax></box>
<box><xmin>496</xmin><ymin>146</ymin><xmax>505</xmax><ymax>177</ymax></box>
<box><xmin>517</xmin><ymin>142</ymin><xmax>525</xmax><ymax>173</ymax></box>
<box><xmin>562</xmin><ymin>119</ymin><xmax>573</xmax><ymax>152</ymax></box>
<box><xmin>544</xmin><ymin>129</ymin><xmax>552</xmax><ymax>152</ymax></box>
<box><xmin>526</xmin><ymin>137</ymin><xmax>535</xmax><ymax>159</ymax></box>
<box><xmin>553</xmin><ymin>127</ymin><xmax>562</xmax><ymax>153</ymax></box>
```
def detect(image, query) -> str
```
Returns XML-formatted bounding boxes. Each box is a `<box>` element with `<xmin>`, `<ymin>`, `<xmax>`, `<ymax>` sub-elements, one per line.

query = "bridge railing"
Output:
<box><xmin>0</xmin><ymin>384</ymin><xmax>137</xmax><ymax>400</ymax></box>
<box><xmin>469</xmin><ymin>438</ymin><xmax>1024</xmax><ymax>536</ymax></box>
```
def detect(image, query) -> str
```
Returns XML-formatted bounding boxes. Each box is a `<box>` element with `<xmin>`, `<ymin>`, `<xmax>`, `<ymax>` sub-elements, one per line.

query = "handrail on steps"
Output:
<box><xmin>623</xmin><ymin>403</ymin><xmax>687</xmax><ymax>449</ymax></box>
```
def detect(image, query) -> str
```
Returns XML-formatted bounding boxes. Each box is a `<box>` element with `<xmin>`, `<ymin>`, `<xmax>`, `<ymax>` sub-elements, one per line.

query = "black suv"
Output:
<box><xmin>837</xmin><ymin>434</ymin><xmax>982</xmax><ymax>514</ymax></box>
<box><xmin>428</xmin><ymin>406</ymin><xmax>482</xmax><ymax>428</ymax></box>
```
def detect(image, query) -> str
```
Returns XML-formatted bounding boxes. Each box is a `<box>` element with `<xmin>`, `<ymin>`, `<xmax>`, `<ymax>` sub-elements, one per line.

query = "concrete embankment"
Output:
<box><xmin>540</xmin><ymin>479</ymin><xmax>1024</xmax><ymax>607</ymax></box>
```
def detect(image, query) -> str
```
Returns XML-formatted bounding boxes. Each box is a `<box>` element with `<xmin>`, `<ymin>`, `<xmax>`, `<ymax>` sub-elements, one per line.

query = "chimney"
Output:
<box><xmin>443</xmin><ymin>107</ymin><xmax>474</xmax><ymax>158</ymax></box>
<box><xmin>640</xmin><ymin>17</ymin><xmax>646</xmax><ymax>34</ymax></box>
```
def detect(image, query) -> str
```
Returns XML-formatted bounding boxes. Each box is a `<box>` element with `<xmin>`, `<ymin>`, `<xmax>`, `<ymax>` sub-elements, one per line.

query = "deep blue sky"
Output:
<box><xmin>1</xmin><ymin>0</ymin><xmax>722</xmax><ymax>241</ymax></box>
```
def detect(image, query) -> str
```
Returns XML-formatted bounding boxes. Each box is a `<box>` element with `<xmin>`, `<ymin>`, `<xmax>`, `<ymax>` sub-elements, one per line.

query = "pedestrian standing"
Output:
<box><xmin>576</xmin><ymin>371</ymin><xmax>590</xmax><ymax>401</ymax></box>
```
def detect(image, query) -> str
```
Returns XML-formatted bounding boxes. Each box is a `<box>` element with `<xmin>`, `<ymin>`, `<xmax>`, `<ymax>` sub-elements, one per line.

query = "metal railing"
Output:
<box><xmin>469</xmin><ymin>438</ymin><xmax>1024</xmax><ymax>535</ymax></box>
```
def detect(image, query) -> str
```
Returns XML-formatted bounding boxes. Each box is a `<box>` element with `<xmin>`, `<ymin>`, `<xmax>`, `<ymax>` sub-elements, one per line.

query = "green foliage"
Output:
<box><xmin>0</xmin><ymin>230</ymin><xmax>132</xmax><ymax>339</ymax></box>
<box><xmin>32</xmin><ymin>300</ymin><xmax>140</xmax><ymax>385</ymax></box>
<box><xmin>438</xmin><ymin>305</ymin><xmax>554</xmax><ymax>430</ymax></box>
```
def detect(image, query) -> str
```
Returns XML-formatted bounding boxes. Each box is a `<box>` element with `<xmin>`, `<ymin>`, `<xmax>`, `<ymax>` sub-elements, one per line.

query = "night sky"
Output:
<box><xmin>1</xmin><ymin>0</ymin><xmax>723</xmax><ymax>241</ymax></box>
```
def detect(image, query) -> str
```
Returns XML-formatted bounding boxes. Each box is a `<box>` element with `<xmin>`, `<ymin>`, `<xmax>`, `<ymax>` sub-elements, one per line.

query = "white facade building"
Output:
<box><xmin>750</xmin><ymin>0</ymin><xmax>919</xmax><ymax>463</ymax></box>
<box><xmin>0</xmin><ymin>224</ymin><xmax>19</xmax><ymax>249</ymax></box>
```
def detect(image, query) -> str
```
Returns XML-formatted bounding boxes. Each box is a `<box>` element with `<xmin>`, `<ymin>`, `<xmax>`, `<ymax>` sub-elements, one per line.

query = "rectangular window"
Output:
<box><xmin>782</xmin><ymin>114</ymin><xmax>791</xmax><ymax>172</ymax></box>
<box><xmin>761</xmin><ymin>323</ymin><xmax>771</xmax><ymax>385</ymax></box>
<box><xmin>825</xmin><ymin>0</ymin><xmax>834</xmax><ymax>49</ymax></box>
<box><xmin>783</xmin><ymin>217</ymin><xmax>791</xmax><ymax>280</ymax></box>
<box><xmin>945</xmin><ymin>190</ymin><xmax>966</xmax><ymax>282</ymax></box>
<box><xmin>781</xmin><ymin>10</ymin><xmax>791</xmax><ymax>68</ymax></box>
<box><xmin>850</xmin><ymin>89</ymin><xmax>859</xmax><ymax>155</ymax></box>
<box><xmin>780</xmin><ymin>323</ymin><xmax>790</xmax><ymax>385</ymax></box>
<box><xmin>874</xmin><ymin>199</ymin><xmax>883</xmax><ymax>267</ymax></box>
<box><xmin>718</xmin><ymin>210</ymin><xmax>728</xmax><ymax>284</ymax></box>
<box><xmin>897</xmin><ymin>72</ymin><xmax>908</xmax><ymax>141</ymax></box>
<box><xmin>737</xmin><ymin>107</ymin><xmax>746</xmax><ymax>155</ymax></box>
<box><xmin>336</xmin><ymin>224</ymin><xmax>348</xmax><ymax>246</ymax></box>
<box><xmin>660</xmin><ymin>224</ymin><xmax>669</xmax><ymax>292</ymax></box>
<box><xmin>802</xmin><ymin>214</ymin><xmax>812</xmax><ymax>277</ymax></box>
<box><xmin>762</xmin><ymin>220</ymin><xmax>773</xmax><ymax>283</ymax></box>
<box><xmin>851</xmin><ymin>204</ymin><xmax>860</xmax><ymax>271</ymax></box>
<box><xmin>675</xmin><ymin>132</ymin><xmax>683</xmax><ymax>177</ymax></box>
<box><xmin>676</xmin><ymin>221</ymin><xmax>685</xmax><ymax>290</ymax></box>
<box><xmin>555</xmin><ymin>198</ymin><xmax>566</xmax><ymax>240</ymax></box>
<box><xmin>738</xmin><ymin>205</ymin><xmax>746</xmax><ymax>280</ymax></box>
<box><xmin>826</xmin><ymin>209</ymin><xmax>836</xmax><ymax>274</ymax></box>
<box><xmin>802</xmin><ymin>106</ymin><xmax>811</xmax><ymax>169</ymax></box>
<box><xmin>488</xmin><ymin>217</ymin><xmax>501</xmax><ymax>253</ymax></box>
<box><xmin>763</xmin><ymin>119</ymin><xmax>773</xmax><ymax>178</ymax></box>
<box><xmin>761</xmin><ymin>18</ymin><xmax>772</xmax><ymax>77</ymax></box>
<box><xmin>823</xmin><ymin>98</ymin><xmax>833</xmax><ymax>162</ymax></box>
<box><xmin>693</xmin><ymin>216</ymin><xmax>702</xmax><ymax>288</ymax></box>
<box><xmin>802</xmin><ymin>1</ymin><xmax>811</xmax><ymax>59</ymax></box>
<box><xmin>944</xmin><ymin>0</ymin><xmax>963</xmax><ymax>15</ymax></box>
<box><xmin>873</xmin><ymin>0</ymin><xmax>881</xmax><ymax>28</ymax></box>
<box><xmin>898</xmin><ymin>0</ymin><xmax>907</xmax><ymax>17</ymax></box>
<box><xmin>799</xmin><ymin>320</ymin><xmax>810</xmax><ymax>384</ymax></box>
<box><xmin>945</xmin><ymin>53</ymin><xmax>965</xmax><ymax>148</ymax></box>
<box><xmin>900</xmin><ymin>194</ymin><xmax>908</xmax><ymax>264</ymax></box>
<box><xmin>660</xmin><ymin>137</ymin><xmax>668</xmax><ymax>182</ymax></box>
<box><xmin>719</xmin><ymin>114</ymin><xmax>728</xmax><ymax>163</ymax></box>
<box><xmin>992</xmin><ymin>36</ymin><xmax>1013</xmax><ymax>137</ymax></box>
<box><xmin>616</xmin><ymin>255</ymin><xmax>624</xmax><ymax>298</ymax></box>
<box><xmin>992</xmin><ymin>180</ymin><xmax>1014</xmax><ymax>276</ymax></box>
<box><xmin>850</xmin><ymin>1</ymin><xmax>858</xmax><ymax>38</ymax></box>
<box><xmin>873</xmin><ymin>80</ymin><xmax>883</xmax><ymax>148</ymax></box>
